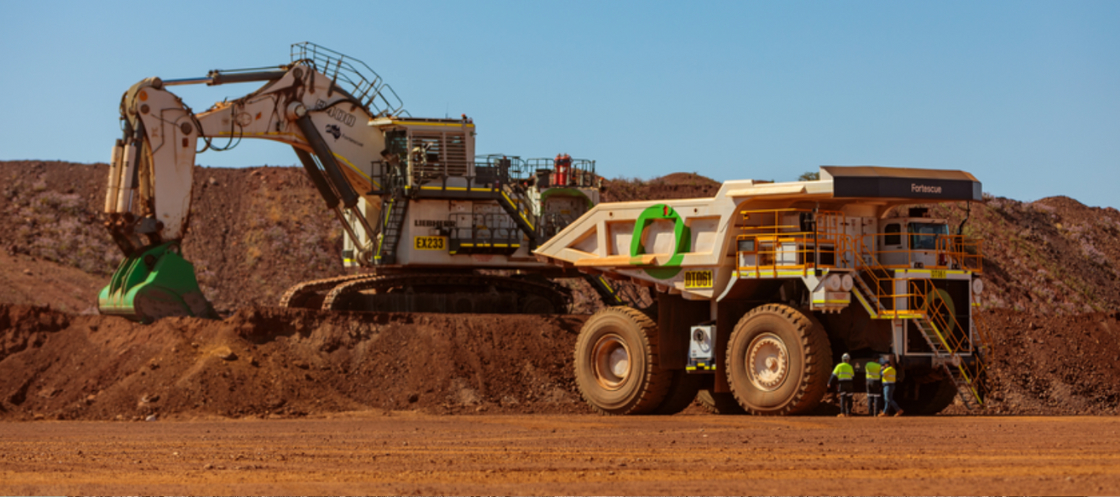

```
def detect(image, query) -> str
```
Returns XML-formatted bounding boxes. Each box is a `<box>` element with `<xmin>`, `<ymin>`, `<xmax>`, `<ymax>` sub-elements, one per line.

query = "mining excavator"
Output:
<box><xmin>535</xmin><ymin>166</ymin><xmax>992</xmax><ymax>415</ymax></box>
<box><xmin>98</xmin><ymin>42</ymin><xmax>621</xmax><ymax>323</ymax></box>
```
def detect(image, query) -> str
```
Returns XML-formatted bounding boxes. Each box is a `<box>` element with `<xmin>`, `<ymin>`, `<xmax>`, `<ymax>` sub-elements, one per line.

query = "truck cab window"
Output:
<box><xmin>908</xmin><ymin>222</ymin><xmax>948</xmax><ymax>250</ymax></box>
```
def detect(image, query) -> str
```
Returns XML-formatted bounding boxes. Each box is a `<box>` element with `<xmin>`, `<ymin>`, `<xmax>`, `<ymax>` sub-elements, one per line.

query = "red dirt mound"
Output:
<box><xmin>928</xmin><ymin>195</ymin><xmax>1120</xmax><ymax>315</ymax></box>
<box><xmin>601</xmin><ymin>172</ymin><xmax>722</xmax><ymax>203</ymax></box>
<box><xmin>0</xmin><ymin>304</ymin><xmax>590</xmax><ymax>421</ymax></box>
<box><xmin>0</xmin><ymin>251</ymin><xmax>104</xmax><ymax>315</ymax></box>
<box><xmin>0</xmin><ymin>161</ymin><xmax>346</xmax><ymax>314</ymax></box>
<box><xmin>6</xmin><ymin>160</ymin><xmax>1116</xmax><ymax>318</ymax></box>
<box><xmin>5</xmin><ymin>303</ymin><xmax>1120</xmax><ymax>420</ymax></box>
<box><xmin>975</xmin><ymin>308</ymin><xmax>1120</xmax><ymax>415</ymax></box>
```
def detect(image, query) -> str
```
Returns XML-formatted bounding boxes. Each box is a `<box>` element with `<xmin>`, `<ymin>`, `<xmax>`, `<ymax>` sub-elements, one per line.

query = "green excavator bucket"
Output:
<box><xmin>97</xmin><ymin>242</ymin><xmax>219</xmax><ymax>323</ymax></box>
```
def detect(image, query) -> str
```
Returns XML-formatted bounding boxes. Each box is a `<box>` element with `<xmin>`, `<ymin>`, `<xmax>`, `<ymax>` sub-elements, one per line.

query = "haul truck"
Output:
<box><xmin>534</xmin><ymin>166</ymin><xmax>990</xmax><ymax>415</ymax></box>
<box><xmin>98</xmin><ymin>42</ymin><xmax>620</xmax><ymax>323</ymax></box>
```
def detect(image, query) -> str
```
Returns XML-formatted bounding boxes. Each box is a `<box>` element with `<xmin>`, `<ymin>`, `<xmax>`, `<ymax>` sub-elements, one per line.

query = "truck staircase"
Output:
<box><xmin>495</xmin><ymin>183</ymin><xmax>541</xmax><ymax>247</ymax></box>
<box><xmin>849</xmin><ymin>238</ymin><xmax>990</xmax><ymax>410</ymax></box>
<box><xmin>849</xmin><ymin>240</ymin><xmax>892</xmax><ymax>317</ymax></box>
<box><xmin>374</xmin><ymin>192</ymin><xmax>409</xmax><ymax>265</ymax></box>
<box><xmin>851</xmin><ymin>268</ymin><xmax>889</xmax><ymax>317</ymax></box>
<box><xmin>912</xmin><ymin>316</ymin><xmax>985</xmax><ymax>411</ymax></box>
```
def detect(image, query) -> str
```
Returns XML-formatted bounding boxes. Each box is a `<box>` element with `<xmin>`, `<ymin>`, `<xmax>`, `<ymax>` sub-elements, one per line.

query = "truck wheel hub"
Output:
<box><xmin>747</xmin><ymin>333</ymin><xmax>789</xmax><ymax>391</ymax></box>
<box><xmin>592</xmin><ymin>335</ymin><xmax>631</xmax><ymax>390</ymax></box>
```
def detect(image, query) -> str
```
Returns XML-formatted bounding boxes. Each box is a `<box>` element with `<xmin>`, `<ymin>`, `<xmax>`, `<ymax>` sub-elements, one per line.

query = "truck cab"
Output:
<box><xmin>877</xmin><ymin>208</ymin><xmax>952</xmax><ymax>269</ymax></box>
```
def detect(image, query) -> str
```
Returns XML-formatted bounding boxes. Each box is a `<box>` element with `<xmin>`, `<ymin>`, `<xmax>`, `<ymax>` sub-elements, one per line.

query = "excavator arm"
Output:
<box><xmin>99</xmin><ymin>43</ymin><xmax>401</xmax><ymax>322</ymax></box>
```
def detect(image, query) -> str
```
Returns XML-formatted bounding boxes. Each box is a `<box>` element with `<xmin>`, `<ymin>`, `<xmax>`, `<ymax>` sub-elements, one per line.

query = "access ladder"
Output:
<box><xmin>374</xmin><ymin>190</ymin><xmax>409</xmax><ymax>265</ymax></box>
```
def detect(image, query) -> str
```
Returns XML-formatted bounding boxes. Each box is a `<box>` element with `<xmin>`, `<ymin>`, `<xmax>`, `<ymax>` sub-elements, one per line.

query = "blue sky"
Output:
<box><xmin>2</xmin><ymin>1</ymin><xmax>1117</xmax><ymax>208</ymax></box>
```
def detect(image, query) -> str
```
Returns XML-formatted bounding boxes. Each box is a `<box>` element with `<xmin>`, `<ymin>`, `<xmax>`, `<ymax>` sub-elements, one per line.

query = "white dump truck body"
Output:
<box><xmin>536</xmin><ymin>165</ymin><xmax>991</xmax><ymax>415</ymax></box>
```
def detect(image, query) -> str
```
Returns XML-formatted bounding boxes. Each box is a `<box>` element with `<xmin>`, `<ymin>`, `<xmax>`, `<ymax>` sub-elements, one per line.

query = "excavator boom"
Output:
<box><xmin>100</xmin><ymin>43</ymin><xmax>403</xmax><ymax>321</ymax></box>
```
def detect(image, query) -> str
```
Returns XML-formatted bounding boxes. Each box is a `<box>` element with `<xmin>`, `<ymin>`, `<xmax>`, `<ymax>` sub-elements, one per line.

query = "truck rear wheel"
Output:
<box><xmin>574</xmin><ymin>306</ymin><xmax>672</xmax><ymax>415</ymax></box>
<box><xmin>649</xmin><ymin>371</ymin><xmax>703</xmax><ymax>415</ymax></box>
<box><xmin>897</xmin><ymin>376</ymin><xmax>958</xmax><ymax>415</ymax></box>
<box><xmin>697</xmin><ymin>390</ymin><xmax>747</xmax><ymax>415</ymax></box>
<box><xmin>726</xmin><ymin>304</ymin><xmax>832</xmax><ymax>415</ymax></box>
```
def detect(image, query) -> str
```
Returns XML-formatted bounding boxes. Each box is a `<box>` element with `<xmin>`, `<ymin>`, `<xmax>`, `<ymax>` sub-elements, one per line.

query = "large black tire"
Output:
<box><xmin>726</xmin><ymin>304</ymin><xmax>832</xmax><ymax>415</ymax></box>
<box><xmin>697</xmin><ymin>390</ymin><xmax>747</xmax><ymax>415</ymax></box>
<box><xmin>896</xmin><ymin>376</ymin><xmax>958</xmax><ymax>415</ymax></box>
<box><xmin>649</xmin><ymin>371</ymin><xmax>704</xmax><ymax>415</ymax></box>
<box><xmin>574</xmin><ymin>307</ymin><xmax>673</xmax><ymax>415</ymax></box>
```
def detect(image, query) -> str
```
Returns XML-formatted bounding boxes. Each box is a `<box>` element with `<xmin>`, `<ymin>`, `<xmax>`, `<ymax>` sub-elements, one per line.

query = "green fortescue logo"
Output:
<box><xmin>630</xmin><ymin>204</ymin><xmax>690</xmax><ymax>279</ymax></box>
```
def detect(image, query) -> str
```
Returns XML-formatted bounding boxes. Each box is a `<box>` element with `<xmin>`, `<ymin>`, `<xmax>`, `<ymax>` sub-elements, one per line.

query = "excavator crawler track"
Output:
<box><xmin>282</xmin><ymin>273</ymin><xmax>571</xmax><ymax>314</ymax></box>
<box><xmin>279</xmin><ymin>274</ymin><xmax>373</xmax><ymax>310</ymax></box>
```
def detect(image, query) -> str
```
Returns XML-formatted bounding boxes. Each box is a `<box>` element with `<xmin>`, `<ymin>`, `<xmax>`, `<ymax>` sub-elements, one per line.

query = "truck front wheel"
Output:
<box><xmin>726</xmin><ymin>304</ymin><xmax>832</xmax><ymax>415</ymax></box>
<box><xmin>574</xmin><ymin>306</ymin><xmax>672</xmax><ymax>415</ymax></box>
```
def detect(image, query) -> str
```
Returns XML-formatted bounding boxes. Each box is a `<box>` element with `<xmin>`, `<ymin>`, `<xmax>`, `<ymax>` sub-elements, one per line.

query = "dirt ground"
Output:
<box><xmin>3</xmin><ymin>303</ymin><xmax>1120</xmax><ymax>422</ymax></box>
<box><xmin>2</xmin><ymin>414</ymin><xmax>1118</xmax><ymax>495</ymax></box>
<box><xmin>0</xmin><ymin>304</ymin><xmax>590</xmax><ymax>421</ymax></box>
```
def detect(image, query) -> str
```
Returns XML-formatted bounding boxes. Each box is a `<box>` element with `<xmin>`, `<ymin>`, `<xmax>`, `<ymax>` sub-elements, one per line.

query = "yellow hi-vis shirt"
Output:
<box><xmin>865</xmin><ymin>361</ymin><xmax>882</xmax><ymax>381</ymax></box>
<box><xmin>832</xmin><ymin>362</ymin><xmax>854</xmax><ymax>381</ymax></box>
<box><xmin>882</xmin><ymin>366</ymin><xmax>897</xmax><ymax>384</ymax></box>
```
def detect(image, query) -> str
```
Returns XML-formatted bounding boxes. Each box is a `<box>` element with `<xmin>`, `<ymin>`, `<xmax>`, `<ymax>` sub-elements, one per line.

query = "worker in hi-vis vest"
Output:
<box><xmin>865</xmin><ymin>358</ymin><xmax>882</xmax><ymax>416</ymax></box>
<box><xmin>827</xmin><ymin>353</ymin><xmax>855</xmax><ymax>417</ymax></box>
<box><xmin>880</xmin><ymin>357</ymin><xmax>904</xmax><ymax>417</ymax></box>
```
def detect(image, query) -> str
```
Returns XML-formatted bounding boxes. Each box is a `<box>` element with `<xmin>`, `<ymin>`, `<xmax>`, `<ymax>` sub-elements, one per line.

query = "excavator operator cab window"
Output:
<box><xmin>384</xmin><ymin>129</ymin><xmax>408</xmax><ymax>164</ymax></box>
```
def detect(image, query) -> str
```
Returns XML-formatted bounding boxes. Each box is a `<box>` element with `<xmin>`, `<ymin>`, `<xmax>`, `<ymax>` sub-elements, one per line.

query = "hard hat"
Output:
<box><xmin>841</xmin><ymin>353</ymin><xmax>850</xmax><ymax>362</ymax></box>
<box><xmin>879</xmin><ymin>357</ymin><xmax>889</xmax><ymax>365</ymax></box>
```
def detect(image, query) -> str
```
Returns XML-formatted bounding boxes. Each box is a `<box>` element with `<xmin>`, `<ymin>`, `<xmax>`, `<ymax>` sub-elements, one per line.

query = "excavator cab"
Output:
<box><xmin>877</xmin><ymin>214</ymin><xmax>954</xmax><ymax>269</ymax></box>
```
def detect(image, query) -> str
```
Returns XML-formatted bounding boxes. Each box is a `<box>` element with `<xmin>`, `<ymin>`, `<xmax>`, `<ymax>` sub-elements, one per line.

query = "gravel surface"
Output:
<box><xmin>1</xmin><ymin>414</ymin><xmax>1118</xmax><ymax>495</ymax></box>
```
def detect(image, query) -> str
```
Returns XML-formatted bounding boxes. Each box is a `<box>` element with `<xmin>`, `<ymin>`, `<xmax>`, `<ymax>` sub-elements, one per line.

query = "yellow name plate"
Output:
<box><xmin>684</xmin><ymin>270</ymin><xmax>714</xmax><ymax>289</ymax></box>
<box><xmin>414</xmin><ymin>236</ymin><xmax>447</xmax><ymax>250</ymax></box>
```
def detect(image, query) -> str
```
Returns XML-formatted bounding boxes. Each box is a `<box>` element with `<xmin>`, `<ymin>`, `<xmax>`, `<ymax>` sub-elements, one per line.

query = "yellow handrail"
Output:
<box><xmin>937</xmin><ymin>235</ymin><xmax>984</xmax><ymax>273</ymax></box>
<box><xmin>735</xmin><ymin>208</ymin><xmax>846</xmax><ymax>275</ymax></box>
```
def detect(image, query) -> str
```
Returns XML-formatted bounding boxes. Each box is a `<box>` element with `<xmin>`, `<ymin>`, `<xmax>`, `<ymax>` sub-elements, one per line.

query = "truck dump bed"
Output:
<box><xmin>534</xmin><ymin>165</ymin><xmax>981</xmax><ymax>301</ymax></box>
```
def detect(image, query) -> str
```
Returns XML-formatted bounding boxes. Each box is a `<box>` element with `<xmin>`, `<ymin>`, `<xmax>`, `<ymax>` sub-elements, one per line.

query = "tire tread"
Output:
<box><xmin>575</xmin><ymin>306</ymin><xmax>673</xmax><ymax>415</ymax></box>
<box><xmin>726</xmin><ymin>304</ymin><xmax>832</xmax><ymax>416</ymax></box>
